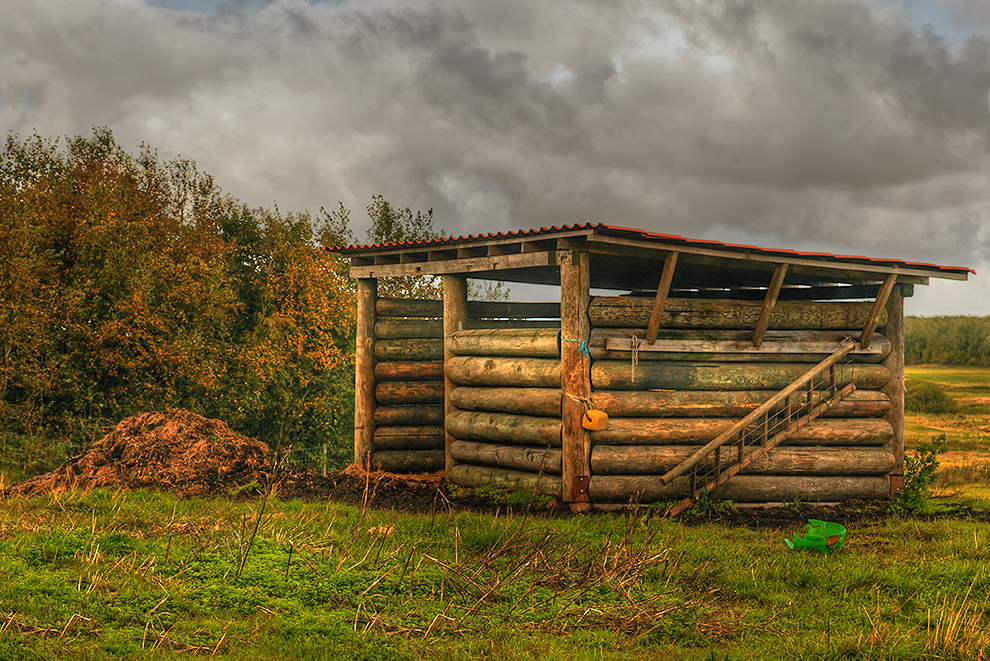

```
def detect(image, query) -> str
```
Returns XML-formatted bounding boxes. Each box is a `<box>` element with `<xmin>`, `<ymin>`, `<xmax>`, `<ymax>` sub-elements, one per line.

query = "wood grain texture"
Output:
<box><xmin>374</xmin><ymin>406</ymin><xmax>444</xmax><ymax>427</ymax></box>
<box><xmin>590</xmin><ymin>389</ymin><xmax>891</xmax><ymax>419</ymax></box>
<box><xmin>372</xmin><ymin>450</ymin><xmax>445</xmax><ymax>474</ymax></box>
<box><xmin>448</xmin><ymin>463</ymin><xmax>563</xmax><ymax>498</ymax></box>
<box><xmin>375</xmin><ymin>381</ymin><xmax>445</xmax><ymax>405</ymax></box>
<box><xmin>449</xmin><ymin>387</ymin><xmax>562</xmax><ymax>417</ymax></box>
<box><xmin>445</xmin><ymin>410</ymin><xmax>562</xmax><ymax>447</ymax></box>
<box><xmin>373</xmin><ymin>426</ymin><xmax>445</xmax><ymax>451</ymax></box>
<box><xmin>374</xmin><ymin>361</ymin><xmax>444</xmax><ymax>381</ymax></box>
<box><xmin>449</xmin><ymin>441</ymin><xmax>562</xmax><ymax>474</ymax></box>
<box><xmin>588</xmin><ymin>475</ymin><xmax>889</xmax><ymax>503</ymax></box>
<box><xmin>375</xmin><ymin>318</ymin><xmax>443</xmax><ymax>340</ymax></box>
<box><xmin>446</xmin><ymin>355</ymin><xmax>561</xmax><ymax>388</ymax></box>
<box><xmin>590</xmin><ymin>417</ymin><xmax>893</xmax><ymax>446</ymax></box>
<box><xmin>354</xmin><ymin>278</ymin><xmax>377</xmax><ymax>469</ymax></box>
<box><xmin>449</xmin><ymin>328</ymin><xmax>560</xmax><ymax>357</ymax></box>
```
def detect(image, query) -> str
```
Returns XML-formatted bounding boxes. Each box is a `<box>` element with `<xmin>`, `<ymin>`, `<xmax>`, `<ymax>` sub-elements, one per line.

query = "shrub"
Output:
<box><xmin>894</xmin><ymin>434</ymin><xmax>947</xmax><ymax>511</ymax></box>
<box><xmin>905</xmin><ymin>380</ymin><xmax>957</xmax><ymax>414</ymax></box>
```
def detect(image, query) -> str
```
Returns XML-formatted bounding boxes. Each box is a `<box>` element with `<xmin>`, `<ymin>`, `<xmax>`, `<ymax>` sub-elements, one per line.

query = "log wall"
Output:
<box><xmin>584</xmin><ymin>295</ymin><xmax>899</xmax><ymax>504</ymax></box>
<box><xmin>445</xmin><ymin>326</ymin><xmax>564</xmax><ymax>499</ymax></box>
<box><xmin>368</xmin><ymin>297</ymin><xmax>446</xmax><ymax>474</ymax></box>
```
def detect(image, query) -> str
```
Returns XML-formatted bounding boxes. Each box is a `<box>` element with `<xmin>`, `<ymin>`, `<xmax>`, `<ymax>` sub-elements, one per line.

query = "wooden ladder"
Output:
<box><xmin>660</xmin><ymin>340</ymin><xmax>859</xmax><ymax>517</ymax></box>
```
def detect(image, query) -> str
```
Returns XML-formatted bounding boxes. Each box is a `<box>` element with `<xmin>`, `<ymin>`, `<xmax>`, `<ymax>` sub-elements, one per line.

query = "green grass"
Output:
<box><xmin>0</xmin><ymin>488</ymin><xmax>989</xmax><ymax>660</ymax></box>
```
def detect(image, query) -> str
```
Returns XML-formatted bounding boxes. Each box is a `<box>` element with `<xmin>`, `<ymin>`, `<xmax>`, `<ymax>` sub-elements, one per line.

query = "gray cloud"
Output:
<box><xmin>2</xmin><ymin>0</ymin><xmax>988</xmax><ymax>312</ymax></box>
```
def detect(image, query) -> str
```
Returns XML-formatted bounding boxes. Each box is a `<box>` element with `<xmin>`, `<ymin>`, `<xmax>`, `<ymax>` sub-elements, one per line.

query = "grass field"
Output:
<box><xmin>0</xmin><ymin>489</ymin><xmax>988</xmax><ymax>661</ymax></box>
<box><xmin>905</xmin><ymin>366</ymin><xmax>990</xmax><ymax>502</ymax></box>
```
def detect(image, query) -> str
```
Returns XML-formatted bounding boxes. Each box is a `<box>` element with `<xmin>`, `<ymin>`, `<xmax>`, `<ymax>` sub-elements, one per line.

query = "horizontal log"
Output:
<box><xmin>591</xmin><ymin>389</ymin><xmax>891</xmax><ymax>419</ymax></box>
<box><xmin>448</xmin><ymin>464</ymin><xmax>563</xmax><ymax>499</ymax></box>
<box><xmin>373</xmin><ymin>426</ymin><xmax>444</xmax><ymax>451</ymax></box>
<box><xmin>590</xmin><ymin>418</ymin><xmax>892</xmax><ymax>447</ymax></box>
<box><xmin>589</xmin><ymin>329</ymin><xmax>890</xmax><ymax>363</ymax></box>
<box><xmin>450</xmin><ymin>387</ymin><xmax>562</xmax><ymax>417</ymax></box>
<box><xmin>588</xmin><ymin>475</ymin><xmax>890</xmax><ymax>503</ymax></box>
<box><xmin>589</xmin><ymin>297</ymin><xmax>887</xmax><ymax>330</ymax></box>
<box><xmin>591</xmin><ymin>445</ymin><xmax>895</xmax><ymax>476</ymax></box>
<box><xmin>376</xmin><ymin>382</ymin><xmax>445</xmax><ymax>405</ymax></box>
<box><xmin>469</xmin><ymin>301</ymin><xmax>561</xmax><ymax>319</ymax></box>
<box><xmin>371</xmin><ymin>450</ymin><xmax>445</xmax><ymax>474</ymax></box>
<box><xmin>591</xmin><ymin>361</ymin><xmax>890</xmax><ymax>391</ymax></box>
<box><xmin>375</xmin><ymin>318</ymin><xmax>443</xmax><ymax>340</ymax></box>
<box><xmin>378</xmin><ymin>299</ymin><xmax>562</xmax><ymax>320</ymax></box>
<box><xmin>449</xmin><ymin>329</ymin><xmax>560</xmax><ymax>358</ymax></box>
<box><xmin>464</xmin><ymin>320</ymin><xmax>562</xmax><ymax>330</ymax></box>
<box><xmin>446</xmin><ymin>356</ymin><xmax>561</xmax><ymax>388</ymax></box>
<box><xmin>375</xmin><ymin>339</ymin><xmax>444</xmax><ymax>361</ymax></box>
<box><xmin>450</xmin><ymin>441</ymin><xmax>563</xmax><ymax>475</ymax></box>
<box><xmin>375</xmin><ymin>406</ymin><xmax>443</xmax><ymax>427</ymax></box>
<box><xmin>446</xmin><ymin>411</ymin><xmax>562</xmax><ymax>447</ymax></box>
<box><xmin>377</xmin><ymin>298</ymin><xmax>442</xmax><ymax>318</ymax></box>
<box><xmin>374</xmin><ymin>361</ymin><xmax>444</xmax><ymax>381</ymax></box>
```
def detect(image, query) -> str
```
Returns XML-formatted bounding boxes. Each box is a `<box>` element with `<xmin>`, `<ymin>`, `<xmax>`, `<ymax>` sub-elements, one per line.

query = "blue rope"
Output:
<box><xmin>561</xmin><ymin>337</ymin><xmax>590</xmax><ymax>355</ymax></box>
<box><xmin>700</xmin><ymin>486</ymin><xmax>710</xmax><ymax>515</ymax></box>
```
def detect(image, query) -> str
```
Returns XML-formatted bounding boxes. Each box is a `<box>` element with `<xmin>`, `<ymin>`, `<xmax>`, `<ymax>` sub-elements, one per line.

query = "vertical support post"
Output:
<box><xmin>752</xmin><ymin>263</ymin><xmax>788</xmax><ymax>348</ymax></box>
<box><xmin>559</xmin><ymin>249</ymin><xmax>591</xmax><ymax>510</ymax></box>
<box><xmin>883</xmin><ymin>284</ymin><xmax>905</xmax><ymax>496</ymax></box>
<box><xmin>443</xmin><ymin>275</ymin><xmax>468</xmax><ymax>476</ymax></box>
<box><xmin>354</xmin><ymin>278</ymin><xmax>378</xmax><ymax>470</ymax></box>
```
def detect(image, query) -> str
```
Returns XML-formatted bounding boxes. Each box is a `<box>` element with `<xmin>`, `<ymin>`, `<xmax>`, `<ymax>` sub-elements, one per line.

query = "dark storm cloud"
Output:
<box><xmin>1</xmin><ymin>0</ymin><xmax>988</xmax><ymax>310</ymax></box>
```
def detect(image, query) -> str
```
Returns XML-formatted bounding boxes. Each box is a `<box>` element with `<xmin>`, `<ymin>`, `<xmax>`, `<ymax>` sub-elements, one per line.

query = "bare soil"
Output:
<box><xmin>6</xmin><ymin>409</ymin><xmax>990</xmax><ymax>531</ymax></box>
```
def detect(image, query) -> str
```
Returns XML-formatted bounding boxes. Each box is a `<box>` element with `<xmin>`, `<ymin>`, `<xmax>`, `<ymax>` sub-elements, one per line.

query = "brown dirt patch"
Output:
<box><xmin>5</xmin><ymin>410</ymin><xmax>270</xmax><ymax>498</ymax></box>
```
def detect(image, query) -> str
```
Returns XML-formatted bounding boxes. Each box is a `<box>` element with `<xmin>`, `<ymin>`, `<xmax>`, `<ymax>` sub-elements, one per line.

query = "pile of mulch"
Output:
<box><xmin>5</xmin><ymin>410</ymin><xmax>271</xmax><ymax>498</ymax></box>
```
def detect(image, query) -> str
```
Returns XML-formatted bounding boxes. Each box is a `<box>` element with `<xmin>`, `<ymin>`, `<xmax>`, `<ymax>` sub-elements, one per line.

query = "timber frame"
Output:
<box><xmin>329</xmin><ymin>223</ymin><xmax>972</xmax><ymax>510</ymax></box>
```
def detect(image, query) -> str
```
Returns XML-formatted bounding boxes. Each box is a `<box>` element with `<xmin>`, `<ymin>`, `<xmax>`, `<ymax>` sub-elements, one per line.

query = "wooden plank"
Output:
<box><xmin>559</xmin><ymin>249</ymin><xmax>592</xmax><ymax>507</ymax></box>
<box><xmin>861</xmin><ymin>274</ymin><xmax>897</xmax><ymax>349</ymax></box>
<box><xmin>449</xmin><ymin>328</ymin><xmax>560</xmax><ymax>357</ymax></box>
<box><xmin>446</xmin><ymin>356</ymin><xmax>562</xmax><ymax>388</ymax></box>
<box><xmin>446</xmin><ymin>410</ymin><xmax>562</xmax><ymax>447</ymax></box>
<box><xmin>752</xmin><ymin>264</ymin><xmax>788</xmax><ymax>348</ymax></box>
<box><xmin>351</xmin><ymin>250</ymin><xmax>557</xmax><ymax>279</ymax></box>
<box><xmin>373</xmin><ymin>427</ymin><xmax>445</xmax><ymax>451</ymax></box>
<box><xmin>448</xmin><ymin>464</ymin><xmax>563</xmax><ymax>499</ymax></box>
<box><xmin>374</xmin><ymin>406</ymin><xmax>444</xmax><ymax>426</ymax></box>
<box><xmin>645</xmin><ymin>250</ymin><xmax>678</xmax><ymax>344</ymax></box>
<box><xmin>444</xmin><ymin>274</ymin><xmax>468</xmax><ymax>476</ymax></box>
<box><xmin>591</xmin><ymin>389</ymin><xmax>890</xmax><ymax>419</ymax></box>
<box><xmin>589</xmin><ymin>297</ymin><xmax>887</xmax><ymax>329</ymax></box>
<box><xmin>374</xmin><ymin>361</ymin><xmax>444</xmax><ymax>381</ymax></box>
<box><xmin>449</xmin><ymin>441</ymin><xmax>562</xmax><ymax>475</ymax></box>
<box><xmin>354</xmin><ymin>278</ymin><xmax>377</xmax><ymax>469</ymax></box>
<box><xmin>449</xmin><ymin>387</ymin><xmax>562</xmax><ymax>417</ymax></box>
<box><xmin>588</xmin><ymin>475</ymin><xmax>890</xmax><ymax>504</ymax></box>
<box><xmin>598</xmin><ymin>330</ymin><xmax>890</xmax><ymax>363</ymax></box>
<box><xmin>591</xmin><ymin>417</ymin><xmax>893</xmax><ymax>447</ymax></box>
<box><xmin>591</xmin><ymin>360</ymin><xmax>890</xmax><ymax>391</ymax></box>
<box><xmin>372</xmin><ymin>450</ymin><xmax>445</xmax><ymax>474</ymax></box>
<box><xmin>375</xmin><ymin>382</ymin><xmax>445</xmax><ymax>405</ymax></box>
<box><xmin>374</xmin><ymin>339</ymin><xmax>444</xmax><ymax>361</ymax></box>
<box><xmin>375</xmin><ymin>318</ymin><xmax>443</xmax><ymax>340</ymax></box>
<box><xmin>591</xmin><ymin>445</ymin><xmax>896</xmax><ymax>476</ymax></box>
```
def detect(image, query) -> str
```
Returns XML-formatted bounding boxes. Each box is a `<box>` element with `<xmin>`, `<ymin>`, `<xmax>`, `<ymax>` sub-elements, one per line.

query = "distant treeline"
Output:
<box><xmin>905</xmin><ymin>316</ymin><xmax>990</xmax><ymax>366</ymax></box>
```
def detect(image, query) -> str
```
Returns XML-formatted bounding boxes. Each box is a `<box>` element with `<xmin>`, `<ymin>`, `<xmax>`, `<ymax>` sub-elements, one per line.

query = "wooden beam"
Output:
<box><xmin>350</xmin><ymin>250</ymin><xmax>558</xmax><ymax>279</ymax></box>
<box><xmin>882</xmin><ymin>284</ymin><xmax>905</xmax><ymax>494</ymax></box>
<box><xmin>752</xmin><ymin>264</ymin><xmax>788</xmax><ymax>348</ymax></box>
<box><xmin>559</xmin><ymin>249</ymin><xmax>592</xmax><ymax>508</ymax></box>
<box><xmin>646</xmin><ymin>251</ymin><xmax>678</xmax><ymax>344</ymax></box>
<box><xmin>443</xmin><ymin>275</ymin><xmax>468</xmax><ymax>476</ymax></box>
<box><xmin>354</xmin><ymin>278</ymin><xmax>377</xmax><ymax>470</ymax></box>
<box><xmin>860</xmin><ymin>274</ymin><xmax>897</xmax><ymax>349</ymax></box>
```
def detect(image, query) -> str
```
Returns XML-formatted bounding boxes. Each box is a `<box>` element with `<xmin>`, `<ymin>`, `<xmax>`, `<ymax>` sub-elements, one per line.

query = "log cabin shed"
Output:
<box><xmin>327</xmin><ymin>223</ymin><xmax>973</xmax><ymax>513</ymax></box>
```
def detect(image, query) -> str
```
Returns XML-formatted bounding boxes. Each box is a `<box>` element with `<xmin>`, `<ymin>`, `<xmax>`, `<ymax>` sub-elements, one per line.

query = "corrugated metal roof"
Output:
<box><xmin>325</xmin><ymin>222</ymin><xmax>975</xmax><ymax>276</ymax></box>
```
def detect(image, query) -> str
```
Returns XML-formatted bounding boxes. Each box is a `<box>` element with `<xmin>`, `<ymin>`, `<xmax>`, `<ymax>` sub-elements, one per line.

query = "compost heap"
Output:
<box><xmin>8</xmin><ymin>410</ymin><xmax>271</xmax><ymax>497</ymax></box>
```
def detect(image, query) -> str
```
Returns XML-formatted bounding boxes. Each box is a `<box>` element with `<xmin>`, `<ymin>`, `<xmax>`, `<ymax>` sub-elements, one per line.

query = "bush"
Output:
<box><xmin>905</xmin><ymin>380</ymin><xmax>957</xmax><ymax>414</ymax></box>
<box><xmin>894</xmin><ymin>434</ymin><xmax>947</xmax><ymax>511</ymax></box>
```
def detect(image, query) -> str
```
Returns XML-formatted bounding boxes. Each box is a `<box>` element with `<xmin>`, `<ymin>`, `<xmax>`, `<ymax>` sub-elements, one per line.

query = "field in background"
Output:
<box><xmin>905</xmin><ymin>366</ymin><xmax>990</xmax><ymax>502</ymax></box>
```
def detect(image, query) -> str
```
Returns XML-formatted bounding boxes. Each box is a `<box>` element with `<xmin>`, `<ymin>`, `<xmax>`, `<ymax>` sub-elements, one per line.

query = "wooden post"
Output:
<box><xmin>443</xmin><ymin>275</ymin><xmax>468</xmax><ymax>475</ymax></box>
<box><xmin>354</xmin><ymin>278</ymin><xmax>378</xmax><ymax>469</ymax></box>
<box><xmin>883</xmin><ymin>284</ymin><xmax>905</xmax><ymax>495</ymax></box>
<box><xmin>646</xmin><ymin>251</ymin><xmax>678</xmax><ymax>344</ymax></box>
<box><xmin>559</xmin><ymin>249</ymin><xmax>591</xmax><ymax>510</ymax></box>
<box><xmin>752</xmin><ymin>264</ymin><xmax>788</xmax><ymax>348</ymax></box>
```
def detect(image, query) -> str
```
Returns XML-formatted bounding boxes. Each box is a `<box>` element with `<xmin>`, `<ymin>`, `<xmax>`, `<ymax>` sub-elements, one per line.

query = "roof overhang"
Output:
<box><xmin>325</xmin><ymin>223</ymin><xmax>973</xmax><ymax>293</ymax></box>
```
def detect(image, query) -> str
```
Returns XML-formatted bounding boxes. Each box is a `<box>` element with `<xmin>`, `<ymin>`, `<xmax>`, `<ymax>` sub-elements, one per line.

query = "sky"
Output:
<box><xmin>2</xmin><ymin>0</ymin><xmax>989</xmax><ymax>315</ymax></box>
